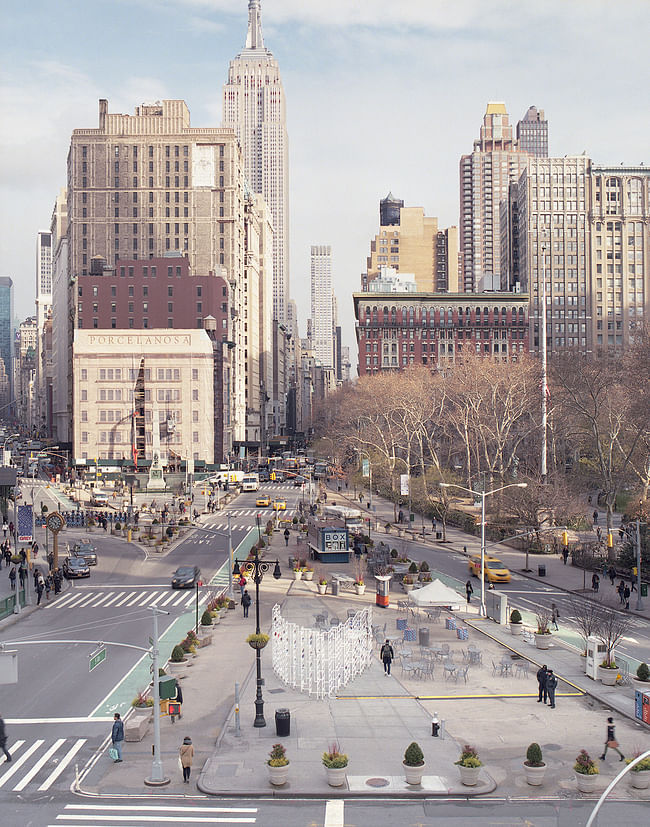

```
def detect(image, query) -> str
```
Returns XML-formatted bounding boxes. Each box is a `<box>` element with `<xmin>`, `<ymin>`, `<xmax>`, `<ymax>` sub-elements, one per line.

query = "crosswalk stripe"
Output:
<box><xmin>159</xmin><ymin>592</ymin><xmax>178</xmax><ymax>606</ymax></box>
<box><xmin>90</xmin><ymin>592</ymin><xmax>115</xmax><ymax>608</ymax></box>
<box><xmin>149</xmin><ymin>592</ymin><xmax>167</xmax><ymax>606</ymax></box>
<box><xmin>171</xmin><ymin>593</ymin><xmax>188</xmax><ymax>606</ymax></box>
<box><xmin>183</xmin><ymin>594</ymin><xmax>196</xmax><ymax>607</ymax></box>
<box><xmin>13</xmin><ymin>738</ymin><xmax>66</xmax><ymax>791</ymax></box>
<box><xmin>63</xmin><ymin>805</ymin><xmax>258</xmax><ymax>812</ymax></box>
<box><xmin>59</xmin><ymin>592</ymin><xmax>88</xmax><ymax>608</ymax></box>
<box><xmin>38</xmin><ymin>738</ymin><xmax>86</xmax><ymax>791</ymax></box>
<box><xmin>102</xmin><ymin>592</ymin><xmax>126</xmax><ymax>608</ymax></box>
<box><xmin>0</xmin><ymin>740</ymin><xmax>25</xmax><ymax>764</ymax></box>
<box><xmin>0</xmin><ymin>739</ymin><xmax>44</xmax><ymax>787</ymax></box>
<box><xmin>53</xmin><ymin>815</ymin><xmax>256</xmax><ymax>823</ymax></box>
<box><xmin>138</xmin><ymin>590</ymin><xmax>158</xmax><ymax>606</ymax></box>
<box><xmin>52</xmin><ymin>592</ymin><xmax>78</xmax><ymax>608</ymax></box>
<box><xmin>75</xmin><ymin>593</ymin><xmax>100</xmax><ymax>609</ymax></box>
<box><xmin>115</xmin><ymin>593</ymin><xmax>135</xmax><ymax>607</ymax></box>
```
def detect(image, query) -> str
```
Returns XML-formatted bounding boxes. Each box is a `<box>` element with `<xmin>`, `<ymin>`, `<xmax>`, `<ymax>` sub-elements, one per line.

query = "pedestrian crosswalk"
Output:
<box><xmin>52</xmin><ymin>803</ymin><xmax>258</xmax><ymax>825</ymax></box>
<box><xmin>0</xmin><ymin>737</ymin><xmax>86</xmax><ymax>792</ymax></box>
<box><xmin>49</xmin><ymin>588</ymin><xmax>199</xmax><ymax>611</ymax></box>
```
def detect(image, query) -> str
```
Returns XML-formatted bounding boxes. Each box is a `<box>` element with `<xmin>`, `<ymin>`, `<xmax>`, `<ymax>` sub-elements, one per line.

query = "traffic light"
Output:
<box><xmin>607</xmin><ymin>531</ymin><xmax>613</xmax><ymax>548</ymax></box>
<box><xmin>562</xmin><ymin>531</ymin><xmax>568</xmax><ymax>547</ymax></box>
<box><xmin>168</xmin><ymin>702</ymin><xmax>181</xmax><ymax>717</ymax></box>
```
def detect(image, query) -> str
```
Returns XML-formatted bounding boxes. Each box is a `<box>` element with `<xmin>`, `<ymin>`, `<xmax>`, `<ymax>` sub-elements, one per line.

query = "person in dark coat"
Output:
<box><xmin>241</xmin><ymin>589</ymin><xmax>252</xmax><ymax>618</ymax></box>
<box><xmin>283</xmin><ymin>528</ymin><xmax>290</xmax><ymax>547</ymax></box>
<box><xmin>174</xmin><ymin>679</ymin><xmax>183</xmax><ymax>719</ymax></box>
<box><xmin>536</xmin><ymin>665</ymin><xmax>548</xmax><ymax>703</ymax></box>
<box><xmin>380</xmin><ymin>639</ymin><xmax>394</xmax><ymax>675</ymax></box>
<box><xmin>111</xmin><ymin>713</ymin><xmax>124</xmax><ymax>762</ymax></box>
<box><xmin>600</xmin><ymin>716</ymin><xmax>625</xmax><ymax>761</ymax></box>
<box><xmin>36</xmin><ymin>577</ymin><xmax>44</xmax><ymax>606</ymax></box>
<box><xmin>546</xmin><ymin>669</ymin><xmax>557</xmax><ymax>708</ymax></box>
<box><xmin>465</xmin><ymin>580</ymin><xmax>474</xmax><ymax>603</ymax></box>
<box><xmin>623</xmin><ymin>584</ymin><xmax>631</xmax><ymax>609</ymax></box>
<box><xmin>0</xmin><ymin>714</ymin><xmax>11</xmax><ymax>762</ymax></box>
<box><xmin>8</xmin><ymin>566</ymin><xmax>16</xmax><ymax>591</ymax></box>
<box><xmin>592</xmin><ymin>573</ymin><xmax>600</xmax><ymax>592</ymax></box>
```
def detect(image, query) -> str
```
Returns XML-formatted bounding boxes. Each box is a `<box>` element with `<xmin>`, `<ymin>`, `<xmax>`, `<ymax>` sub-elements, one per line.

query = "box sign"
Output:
<box><xmin>321</xmin><ymin>528</ymin><xmax>348</xmax><ymax>552</ymax></box>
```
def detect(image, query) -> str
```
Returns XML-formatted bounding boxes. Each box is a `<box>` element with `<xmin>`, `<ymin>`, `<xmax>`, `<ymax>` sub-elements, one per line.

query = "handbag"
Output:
<box><xmin>108</xmin><ymin>747</ymin><xmax>119</xmax><ymax>761</ymax></box>
<box><xmin>178</xmin><ymin>756</ymin><xmax>183</xmax><ymax>772</ymax></box>
<box><xmin>606</xmin><ymin>739</ymin><xmax>619</xmax><ymax>748</ymax></box>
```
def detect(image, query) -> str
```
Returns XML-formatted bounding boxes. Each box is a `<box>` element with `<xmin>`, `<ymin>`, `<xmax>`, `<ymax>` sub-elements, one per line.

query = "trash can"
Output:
<box><xmin>418</xmin><ymin>627</ymin><xmax>430</xmax><ymax>647</ymax></box>
<box><xmin>538</xmin><ymin>564</ymin><xmax>546</xmax><ymax>577</ymax></box>
<box><xmin>275</xmin><ymin>708</ymin><xmax>290</xmax><ymax>737</ymax></box>
<box><xmin>331</xmin><ymin>578</ymin><xmax>339</xmax><ymax>596</ymax></box>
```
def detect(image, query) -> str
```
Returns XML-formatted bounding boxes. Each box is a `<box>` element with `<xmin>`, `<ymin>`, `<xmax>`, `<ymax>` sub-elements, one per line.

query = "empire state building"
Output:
<box><xmin>223</xmin><ymin>0</ymin><xmax>289</xmax><ymax>323</ymax></box>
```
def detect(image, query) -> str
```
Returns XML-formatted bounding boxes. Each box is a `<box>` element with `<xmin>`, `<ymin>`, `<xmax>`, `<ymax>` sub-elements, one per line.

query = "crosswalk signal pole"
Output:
<box><xmin>145</xmin><ymin>606</ymin><xmax>170</xmax><ymax>787</ymax></box>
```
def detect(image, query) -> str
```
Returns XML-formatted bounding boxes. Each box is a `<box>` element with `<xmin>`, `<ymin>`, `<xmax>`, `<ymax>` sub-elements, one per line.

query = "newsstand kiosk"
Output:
<box><xmin>375</xmin><ymin>574</ymin><xmax>391</xmax><ymax>608</ymax></box>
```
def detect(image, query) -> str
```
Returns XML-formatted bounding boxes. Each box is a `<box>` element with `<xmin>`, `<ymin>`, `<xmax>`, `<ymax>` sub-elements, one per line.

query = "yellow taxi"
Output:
<box><xmin>468</xmin><ymin>555</ymin><xmax>511</xmax><ymax>583</ymax></box>
<box><xmin>255</xmin><ymin>495</ymin><xmax>271</xmax><ymax>507</ymax></box>
<box><xmin>272</xmin><ymin>499</ymin><xmax>287</xmax><ymax>511</ymax></box>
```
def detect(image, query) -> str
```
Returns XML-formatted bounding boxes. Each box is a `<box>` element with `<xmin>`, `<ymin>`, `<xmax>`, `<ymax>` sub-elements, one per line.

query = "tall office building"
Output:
<box><xmin>223</xmin><ymin>0</ymin><xmax>290</xmax><ymax>324</ymax></box>
<box><xmin>364</xmin><ymin>199</ymin><xmax>459</xmax><ymax>293</ymax></box>
<box><xmin>310</xmin><ymin>245</ymin><xmax>334</xmax><ymax>368</ymax></box>
<box><xmin>60</xmin><ymin>98</ymin><xmax>272</xmax><ymax>460</ymax></box>
<box><xmin>0</xmin><ymin>277</ymin><xmax>14</xmax><ymax>411</ymax></box>
<box><xmin>50</xmin><ymin>189</ymin><xmax>69</xmax><ymax>442</ymax></box>
<box><xmin>459</xmin><ymin>103</ymin><xmax>530</xmax><ymax>292</ymax></box>
<box><xmin>35</xmin><ymin>231</ymin><xmax>52</xmax><ymax>433</ymax></box>
<box><xmin>516</xmin><ymin>106</ymin><xmax>548</xmax><ymax>158</ymax></box>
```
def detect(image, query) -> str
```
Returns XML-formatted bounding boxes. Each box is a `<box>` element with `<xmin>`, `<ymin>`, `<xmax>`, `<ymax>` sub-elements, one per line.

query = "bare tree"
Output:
<box><xmin>569</xmin><ymin>597</ymin><xmax>605</xmax><ymax>655</ymax></box>
<box><xmin>595</xmin><ymin>605</ymin><xmax>629</xmax><ymax>668</ymax></box>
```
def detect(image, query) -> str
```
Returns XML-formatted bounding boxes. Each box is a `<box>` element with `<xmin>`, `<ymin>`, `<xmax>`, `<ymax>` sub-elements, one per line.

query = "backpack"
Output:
<box><xmin>380</xmin><ymin>644</ymin><xmax>392</xmax><ymax>660</ymax></box>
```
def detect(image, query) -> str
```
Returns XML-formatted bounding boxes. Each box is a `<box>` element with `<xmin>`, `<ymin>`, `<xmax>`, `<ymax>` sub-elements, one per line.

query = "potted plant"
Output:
<box><xmin>200</xmin><ymin>610</ymin><xmax>212</xmax><ymax>630</ymax></box>
<box><xmin>535</xmin><ymin>610</ymin><xmax>553</xmax><ymax>649</ymax></box>
<box><xmin>455</xmin><ymin>744</ymin><xmax>482</xmax><ymax>786</ymax></box>
<box><xmin>267</xmin><ymin>743</ymin><xmax>289</xmax><ymax>786</ymax></box>
<box><xmin>626</xmin><ymin>755</ymin><xmax>650</xmax><ymax>790</ymax></box>
<box><xmin>574</xmin><ymin>749</ymin><xmax>599</xmax><ymax>792</ymax></box>
<box><xmin>317</xmin><ymin>577</ymin><xmax>328</xmax><ymax>595</ymax></box>
<box><xmin>322</xmin><ymin>742</ymin><xmax>348</xmax><ymax>787</ymax></box>
<box><xmin>303</xmin><ymin>565</ymin><xmax>314</xmax><ymax>582</ymax></box>
<box><xmin>402</xmin><ymin>574</ymin><xmax>415</xmax><ymax>593</ymax></box>
<box><xmin>354</xmin><ymin>577</ymin><xmax>366</xmax><ymax>595</ymax></box>
<box><xmin>510</xmin><ymin>609</ymin><xmax>523</xmax><ymax>636</ymax></box>
<box><xmin>293</xmin><ymin>562</ymin><xmax>303</xmax><ymax>580</ymax></box>
<box><xmin>403</xmin><ymin>741</ymin><xmax>425</xmax><ymax>785</ymax></box>
<box><xmin>246</xmin><ymin>632</ymin><xmax>269</xmax><ymax>650</ymax></box>
<box><xmin>523</xmin><ymin>742</ymin><xmax>546</xmax><ymax>786</ymax></box>
<box><xmin>131</xmin><ymin>690</ymin><xmax>154</xmax><ymax>711</ymax></box>
<box><xmin>168</xmin><ymin>644</ymin><xmax>188</xmax><ymax>673</ymax></box>
<box><xmin>598</xmin><ymin>658</ymin><xmax>619</xmax><ymax>686</ymax></box>
<box><xmin>634</xmin><ymin>662</ymin><xmax>650</xmax><ymax>691</ymax></box>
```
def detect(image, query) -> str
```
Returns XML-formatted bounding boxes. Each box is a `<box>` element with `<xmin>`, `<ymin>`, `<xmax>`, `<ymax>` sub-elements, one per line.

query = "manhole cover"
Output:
<box><xmin>365</xmin><ymin>777</ymin><xmax>390</xmax><ymax>788</ymax></box>
<box><xmin>543</xmin><ymin>743</ymin><xmax>562</xmax><ymax>751</ymax></box>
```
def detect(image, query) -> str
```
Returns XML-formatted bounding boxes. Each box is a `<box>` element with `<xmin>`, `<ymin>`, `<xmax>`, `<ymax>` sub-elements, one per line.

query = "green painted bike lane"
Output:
<box><xmin>89</xmin><ymin>528</ymin><xmax>257</xmax><ymax>719</ymax></box>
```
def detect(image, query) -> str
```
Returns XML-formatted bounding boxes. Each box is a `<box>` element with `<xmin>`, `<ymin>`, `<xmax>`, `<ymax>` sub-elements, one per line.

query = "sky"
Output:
<box><xmin>1</xmin><ymin>0</ymin><xmax>649</xmax><ymax>366</ymax></box>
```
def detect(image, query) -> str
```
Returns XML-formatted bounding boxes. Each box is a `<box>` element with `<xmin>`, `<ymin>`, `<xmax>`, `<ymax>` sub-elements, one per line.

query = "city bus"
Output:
<box><xmin>241</xmin><ymin>473</ymin><xmax>260</xmax><ymax>492</ymax></box>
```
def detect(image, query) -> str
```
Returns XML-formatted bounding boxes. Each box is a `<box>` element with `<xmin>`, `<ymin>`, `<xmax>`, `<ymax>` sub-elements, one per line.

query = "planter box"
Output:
<box><xmin>629</xmin><ymin>770</ymin><xmax>650</xmax><ymax>790</ymax></box>
<box><xmin>293</xmin><ymin>570</ymin><xmax>303</xmax><ymax>580</ymax></box>
<box><xmin>325</xmin><ymin>766</ymin><xmax>348</xmax><ymax>787</ymax></box>
<box><xmin>268</xmin><ymin>764</ymin><xmax>289</xmax><ymax>786</ymax></box>
<box><xmin>535</xmin><ymin>633</ymin><xmax>552</xmax><ymax>650</ymax></box>
<box><xmin>303</xmin><ymin>571</ymin><xmax>314</xmax><ymax>581</ymax></box>
<box><xmin>167</xmin><ymin>660</ymin><xmax>188</xmax><ymax>675</ymax></box>
<box><xmin>524</xmin><ymin>763</ymin><xmax>546</xmax><ymax>786</ymax></box>
<box><xmin>355</xmin><ymin>584</ymin><xmax>366</xmax><ymax>595</ymax></box>
<box><xmin>317</xmin><ymin>584</ymin><xmax>327</xmax><ymax>595</ymax></box>
<box><xmin>458</xmin><ymin>765</ymin><xmax>481</xmax><ymax>786</ymax></box>
<box><xmin>510</xmin><ymin>623</ymin><xmax>523</xmax><ymax>636</ymax></box>
<box><xmin>403</xmin><ymin>761</ymin><xmax>425</xmax><ymax>786</ymax></box>
<box><xmin>598</xmin><ymin>666</ymin><xmax>618</xmax><ymax>686</ymax></box>
<box><xmin>197</xmin><ymin>634</ymin><xmax>212</xmax><ymax>648</ymax></box>
<box><xmin>575</xmin><ymin>772</ymin><xmax>599</xmax><ymax>793</ymax></box>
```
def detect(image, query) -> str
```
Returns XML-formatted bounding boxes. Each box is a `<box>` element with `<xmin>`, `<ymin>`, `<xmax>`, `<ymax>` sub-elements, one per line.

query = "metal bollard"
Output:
<box><xmin>431</xmin><ymin>712</ymin><xmax>440</xmax><ymax>737</ymax></box>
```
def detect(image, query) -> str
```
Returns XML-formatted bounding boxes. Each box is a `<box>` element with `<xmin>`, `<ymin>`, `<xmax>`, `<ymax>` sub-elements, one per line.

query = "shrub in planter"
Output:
<box><xmin>510</xmin><ymin>609</ymin><xmax>522</xmax><ymax>624</ymax></box>
<box><xmin>200</xmin><ymin>610</ymin><xmax>212</xmax><ymax>626</ymax></box>
<box><xmin>526</xmin><ymin>743</ymin><xmax>543</xmax><ymax>766</ymax></box>
<box><xmin>408</xmin><ymin>561</ymin><xmax>419</xmax><ymax>574</ymax></box>
<box><xmin>292</xmin><ymin>516</ymin><xmax>299</xmax><ymax>524</ymax></box>
<box><xmin>419</xmin><ymin>561</ymin><xmax>430</xmax><ymax>573</ymax></box>
<box><xmin>574</xmin><ymin>749</ymin><xmax>598</xmax><ymax>775</ymax></box>
<box><xmin>152</xmin><ymin>518</ymin><xmax>159</xmax><ymax>525</ymax></box>
<box><xmin>268</xmin><ymin>743</ymin><xmax>289</xmax><ymax>767</ymax></box>
<box><xmin>404</xmin><ymin>742</ymin><xmax>424</xmax><ymax>767</ymax></box>
<box><xmin>390</xmin><ymin>549</ymin><xmax>398</xmax><ymax>559</ymax></box>
<box><xmin>131</xmin><ymin>691</ymin><xmax>154</xmax><ymax>708</ymax></box>
<box><xmin>170</xmin><ymin>645</ymin><xmax>186</xmax><ymax>663</ymax></box>
<box><xmin>247</xmin><ymin>633</ymin><xmax>269</xmax><ymax>650</ymax></box>
<box><xmin>636</xmin><ymin>662</ymin><xmax>650</xmax><ymax>682</ymax></box>
<box><xmin>322</xmin><ymin>743</ymin><xmax>348</xmax><ymax>769</ymax></box>
<box><xmin>115</xmin><ymin>522</ymin><xmax>121</xmax><ymax>531</ymax></box>
<box><xmin>456</xmin><ymin>744</ymin><xmax>481</xmax><ymax>769</ymax></box>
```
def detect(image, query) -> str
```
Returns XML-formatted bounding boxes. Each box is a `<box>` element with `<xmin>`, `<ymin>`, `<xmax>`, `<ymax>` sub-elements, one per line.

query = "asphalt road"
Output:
<box><xmin>0</xmin><ymin>481</ymin><xmax>303</xmax><ymax>801</ymax></box>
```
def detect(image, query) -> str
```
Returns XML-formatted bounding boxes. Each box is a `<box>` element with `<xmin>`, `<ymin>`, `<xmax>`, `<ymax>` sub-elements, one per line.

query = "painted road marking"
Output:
<box><xmin>0</xmin><ymin>740</ymin><xmax>24</xmax><ymax>762</ymax></box>
<box><xmin>324</xmin><ymin>800</ymin><xmax>344</xmax><ymax>827</ymax></box>
<box><xmin>12</xmin><ymin>738</ymin><xmax>65</xmax><ymax>791</ymax></box>
<box><xmin>102</xmin><ymin>591</ymin><xmax>126</xmax><ymax>608</ymax></box>
<box><xmin>38</xmin><ymin>738</ymin><xmax>86</xmax><ymax>790</ymax></box>
<box><xmin>0</xmin><ymin>739</ymin><xmax>44</xmax><ymax>787</ymax></box>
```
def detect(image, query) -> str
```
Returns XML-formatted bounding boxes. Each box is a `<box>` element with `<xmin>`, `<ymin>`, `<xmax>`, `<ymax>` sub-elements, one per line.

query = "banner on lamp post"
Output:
<box><xmin>18</xmin><ymin>504</ymin><xmax>33</xmax><ymax>543</ymax></box>
<box><xmin>400</xmin><ymin>474</ymin><xmax>410</xmax><ymax>496</ymax></box>
<box><xmin>361</xmin><ymin>458</ymin><xmax>370</xmax><ymax>478</ymax></box>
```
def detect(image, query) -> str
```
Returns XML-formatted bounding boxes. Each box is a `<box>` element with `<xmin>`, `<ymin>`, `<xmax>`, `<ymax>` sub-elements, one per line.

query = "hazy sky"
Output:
<box><xmin>1</xmin><ymin>0</ymin><xmax>648</xmax><ymax>364</ymax></box>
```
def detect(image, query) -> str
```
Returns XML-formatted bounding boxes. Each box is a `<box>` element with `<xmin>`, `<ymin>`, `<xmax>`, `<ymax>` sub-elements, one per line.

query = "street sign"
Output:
<box><xmin>400</xmin><ymin>474</ymin><xmax>410</xmax><ymax>496</ymax></box>
<box><xmin>89</xmin><ymin>647</ymin><xmax>106</xmax><ymax>672</ymax></box>
<box><xmin>361</xmin><ymin>458</ymin><xmax>369</xmax><ymax>478</ymax></box>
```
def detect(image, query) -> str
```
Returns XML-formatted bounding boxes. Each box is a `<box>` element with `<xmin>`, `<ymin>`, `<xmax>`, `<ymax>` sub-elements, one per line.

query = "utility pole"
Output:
<box><xmin>636</xmin><ymin>518</ymin><xmax>644</xmax><ymax>611</ymax></box>
<box><xmin>228</xmin><ymin>513</ymin><xmax>233</xmax><ymax>600</ymax></box>
<box><xmin>540</xmin><ymin>244</ymin><xmax>548</xmax><ymax>484</ymax></box>
<box><xmin>145</xmin><ymin>605</ymin><xmax>170</xmax><ymax>786</ymax></box>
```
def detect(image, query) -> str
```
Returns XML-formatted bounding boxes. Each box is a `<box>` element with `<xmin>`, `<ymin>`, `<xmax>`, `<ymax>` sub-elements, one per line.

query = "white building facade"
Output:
<box><xmin>310</xmin><ymin>245</ymin><xmax>334</xmax><ymax>368</ymax></box>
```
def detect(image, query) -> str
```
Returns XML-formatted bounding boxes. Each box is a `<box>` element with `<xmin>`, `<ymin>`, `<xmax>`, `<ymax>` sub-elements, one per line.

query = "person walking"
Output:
<box><xmin>600</xmin><ymin>717</ymin><xmax>625</xmax><ymax>762</ymax></box>
<box><xmin>593</xmin><ymin>509</ymin><xmax>598</xmax><ymax>524</ymax></box>
<box><xmin>241</xmin><ymin>589</ymin><xmax>251</xmax><ymax>618</ymax></box>
<box><xmin>179</xmin><ymin>736</ymin><xmax>194</xmax><ymax>783</ymax></box>
<box><xmin>380</xmin><ymin>639</ymin><xmax>394</xmax><ymax>676</ymax></box>
<box><xmin>551</xmin><ymin>603</ymin><xmax>560</xmax><ymax>631</ymax></box>
<box><xmin>546</xmin><ymin>669</ymin><xmax>557</xmax><ymax>708</ymax></box>
<box><xmin>536</xmin><ymin>665</ymin><xmax>548</xmax><ymax>704</ymax></box>
<box><xmin>36</xmin><ymin>576</ymin><xmax>44</xmax><ymax>606</ymax></box>
<box><xmin>8</xmin><ymin>566</ymin><xmax>16</xmax><ymax>592</ymax></box>
<box><xmin>110</xmin><ymin>713</ymin><xmax>124</xmax><ymax>762</ymax></box>
<box><xmin>608</xmin><ymin>566</ymin><xmax>617</xmax><ymax>586</ymax></box>
<box><xmin>238</xmin><ymin>574</ymin><xmax>246</xmax><ymax>598</ymax></box>
<box><xmin>465</xmin><ymin>580</ymin><xmax>474</xmax><ymax>604</ymax></box>
<box><xmin>283</xmin><ymin>528</ymin><xmax>290</xmax><ymax>547</ymax></box>
<box><xmin>2</xmin><ymin>520</ymin><xmax>7</xmax><ymax>539</ymax></box>
<box><xmin>623</xmin><ymin>584</ymin><xmax>631</xmax><ymax>610</ymax></box>
<box><xmin>174</xmin><ymin>680</ymin><xmax>183</xmax><ymax>720</ymax></box>
<box><xmin>592</xmin><ymin>573</ymin><xmax>600</xmax><ymax>592</ymax></box>
<box><xmin>0</xmin><ymin>714</ymin><xmax>11</xmax><ymax>762</ymax></box>
<box><xmin>617</xmin><ymin>580</ymin><xmax>626</xmax><ymax>605</ymax></box>
<box><xmin>562</xmin><ymin>547</ymin><xmax>569</xmax><ymax>565</ymax></box>
<box><xmin>44</xmin><ymin>573</ymin><xmax>52</xmax><ymax>601</ymax></box>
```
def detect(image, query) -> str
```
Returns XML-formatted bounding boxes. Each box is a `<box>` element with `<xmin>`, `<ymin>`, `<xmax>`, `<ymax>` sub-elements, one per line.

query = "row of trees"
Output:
<box><xmin>314</xmin><ymin>331</ymin><xmax>650</xmax><ymax>544</ymax></box>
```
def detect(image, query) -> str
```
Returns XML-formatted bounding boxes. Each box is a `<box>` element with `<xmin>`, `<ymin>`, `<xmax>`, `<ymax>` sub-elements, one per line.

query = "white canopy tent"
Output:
<box><xmin>408</xmin><ymin>579</ymin><xmax>464</xmax><ymax>608</ymax></box>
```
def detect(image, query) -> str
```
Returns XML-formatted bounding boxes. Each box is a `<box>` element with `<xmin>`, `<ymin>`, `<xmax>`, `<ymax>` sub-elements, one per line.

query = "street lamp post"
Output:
<box><xmin>440</xmin><ymin>481</ymin><xmax>527</xmax><ymax>617</ymax></box>
<box><xmin>233</xmin><ymin>546</ymin><xmax>281</xmax><ymax>728</ymax></box>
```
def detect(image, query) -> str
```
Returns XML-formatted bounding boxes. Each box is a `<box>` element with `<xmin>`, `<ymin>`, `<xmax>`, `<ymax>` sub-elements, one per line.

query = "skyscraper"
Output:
<box><xmin>459</xmin><ymin>103</ymin><xmax>529</xmax><ymax>292</ymax></box>
<box><xmin>0</xmin><ymin>277</ymin><xmax>14</xmax><ymax>410</ymax></box>
<box><xmin>223</xmin><ymin>0</ymin><xmax>290</xmax><ymax>323</ymax></box>
<box><xmin>310</xmin><ymin>245</ymin><xmax>334</xmax><ymax>368</ymax></box>
<box><xmin>35</xmin><ymin>230</ymin><xmax>52</xmax><ymax>431</ymax></box>
<box><xmin>516</xmin><ymin>106</ymin><xmax>548</xmax><ymax>158</ymax></box>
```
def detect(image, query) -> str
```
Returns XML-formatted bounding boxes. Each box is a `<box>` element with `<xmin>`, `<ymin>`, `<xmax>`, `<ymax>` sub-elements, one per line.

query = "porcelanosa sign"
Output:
<box><xmin>87</xmin><ymin>334</ymin><xmax>192</xmax><ymax>347</ymax></box>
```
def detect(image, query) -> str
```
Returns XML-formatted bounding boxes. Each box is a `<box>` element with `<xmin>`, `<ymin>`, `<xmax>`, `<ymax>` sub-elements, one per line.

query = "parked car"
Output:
<box><xmin>468</xmin><ymin>555</ymin><xmax>511</xmax><ymax>583</ymax></box>
<box><xmin>63</xmin><ymin>557</ymin><xmax>90</xmax><ymax>579</ymax></box>
<box><xmin>72</xmin><ymin>538</ymin><xmax>97</xmax><ymax>565</ymax></box>
<box><xmin>171</xmin><ymin>566</ymin><xmax>201</xmax><ymax>589</ymax></box>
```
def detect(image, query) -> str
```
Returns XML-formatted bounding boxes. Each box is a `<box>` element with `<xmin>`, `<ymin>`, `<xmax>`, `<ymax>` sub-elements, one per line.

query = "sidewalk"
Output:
<box><xmin>77</xmin><ymin>526</ymin><xmax>649</xmax><ymax>800</ymax></box>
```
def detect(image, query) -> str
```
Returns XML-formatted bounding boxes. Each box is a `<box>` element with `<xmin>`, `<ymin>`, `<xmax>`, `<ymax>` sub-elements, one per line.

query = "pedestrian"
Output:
<box><xmin>0</xmin><ymin>714</ymin><xmax>11</xmax><ymax>763</ymax></box>
<box><xmin>631</xmin><ymin>568</ymin><xmax>637</xmax><ymax>592</ymax></box>
<box><xmin>2</xmin><ymin>520</ymin><xmax>7</xmax><ymax>538</ymax></box>
<box><xmin>398</xmin><ymin>509</ymin><xmax>404</xmax><ymax>524</ymax></box>
<box><xmin>551</xmin><ymin>603</ymin><xmax>560</xmax><ymax>631</ymax></box>
<box><xmin>8</xmin><ymin>522</ymin><xmax>13</xmax><ymax>537</ymax></box>
<box><xmin>593</xmin><ymin>509</ymin><xmax>598</xmax><ymax>524</ymax></box>
<box><xmin>380</xmin><ymin>639</ymin><xmax>394</xmax><ymax>676</ymax></box>
<box><xmin>596</xmin><ymin>526</ymin><xmax>602</xmax><ymax>542</ymax></box>
<box><xmin>600</xmin><ymin>717</ymin><xmax>625</xmax><ymax>762</ymax></box>
<box><xmin>283</xmin><ymin>528</ymin><xmax>290</xmax><ymax>547</ymax></box>
<box><xmin>44</xmin><ymin>574</ymin><xmax>52</xmax><ymax>600</ymax></box>
<box><xmin>179</xmin><ymin>736</ymin><xmax>194</xmax><ymax>784</ymax></box>
<box><xmin>465</xmin><ymin>580</ymin><xmax>474</xmax><ymax>603</ymax></box>
<box><xmin>617</xmin><ymin>580</ymin><xmax>625</xmax><ymax>604</ymax></box>
<box><xmin>53</xmin><ymin>568</ymin><xmax>62</xmax><ymax>595</ymax></box>
<box><xmin>32</xmin><ymin>541</ymin><xmax>39</xmax><ymax>559</ymax></box>
<box><xmin>623</xmin><ymin>584</ymin><xmax>630</xmax><ymax>609</ymax></box>
<box><xmin>562</xmin><ymin>547</ymin><xmax>569</xmax><ymax>565</ymax></box>
<box><xmin>592</xmin><ymin>573</ymin><xmax>600</xmax><ymax>593</ymax></box>
<box><xmin>608</xmin><ymin>567</ymin><xmax>617</xmax><ymax>586</ymax></box>
<box><xmin>536</xmin><ymin>664</ymin><xmax>548</xmax><ymax>704</ymax></box>
<box><xmin>238</xmin><ymin>574</ymin><xmax>246</xmax><ymax>597</ymax></box>
<box><xmin>174</xmin><ymin>680</ymin><xmax>183</xmax><ymax>720</ymax></box>
<box><xmin>241</xmin><ymin>589</ymin><xmax>251</xmax><ymax>618</ymax></box>
<box><xmin>110</xmin><ymin>713</ymin><xmax>124</xmax><ymax>762</ymax></box>
<box><xmin>18</xmin><ymin>566</ymin><xmax>26</xmax><ymax>590</ymax></box>
<box><xmin>546</xmin><ymin>669</ymin><xmax>557</xmax><ymax>708</ymax></box>
<box><xmin>36</xmin><ymin>577</ymin><xmax>44</xmax><ymax>606</ymax></box>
